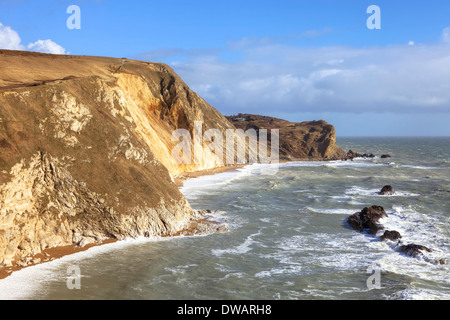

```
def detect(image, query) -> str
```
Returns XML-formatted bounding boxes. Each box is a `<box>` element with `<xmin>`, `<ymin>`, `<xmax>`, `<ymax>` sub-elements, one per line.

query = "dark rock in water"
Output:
<box><xmin>399</xmin><ymin>243</ymin><xmax>432</xmax><ymax>257</ymax></box>
<box><xmin>346</xmin><ymin>150</ymin><xmax>375</xmax><ymax>159</ymax></box>
<box><xmin>345</xmin><ymin>204</ymin><xmax>438</xmax><ymax>263</ymax></box>
<box><xmin>381</xmin><ymin>230</ymin><xmax>402</xmax><ymax>241</ymax></box>
<box><xmin>347</xmin><ymin>149</ymin><xmax>362</xmax><ymax>159</ymax></box>
<box><xmin>439</xmin><ymin>259</ymin><xmax>445</xmax><ymax>265</ymax></box>
<box><xmin>360</xmin><ymin>153</ymin><xmax>375</xmax><ymax>158</ymax></box>
<box><xmin>381</xmin><ymin>154</ymin><xmax>391</xmax><ymax>158</ymax></box>
<box><xmin>365</xmin><ymin>219</ymin><xmax>384</xmax><ymax>235</ymax></box>
<box><xmin>347</xmin><ymin>212</ymin><xmax>364</xmax><ymax>232</ymax></box>
<box><xmin>347</xmin><ymin>205</ymin><xmax>388</xmax><ymax>234</ymax></box>
<box><xmin>360</xmin><ymin>205</ymin><xmax>388</xmax><ymax>224</ymax></box>
<box><xmin>380</xmin><ymin>185</ymin><xmax>395</xmax><ymax>195</ymax></box>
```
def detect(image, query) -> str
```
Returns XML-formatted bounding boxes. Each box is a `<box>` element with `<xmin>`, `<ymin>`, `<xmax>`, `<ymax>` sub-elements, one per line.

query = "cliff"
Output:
<box><xmin>0</xmin><ymin>50</ymin><xmax>347</xmax><ymax>270</ymax></box>
<box><xmin>227</xmin><ymin>114</ymin><xmax>347</xmax><ymax>160</ymax></box>
<box><xmin>0</xmin><ymin>50</ymin><xmax>234</xmax><ymax>267</ymax></box>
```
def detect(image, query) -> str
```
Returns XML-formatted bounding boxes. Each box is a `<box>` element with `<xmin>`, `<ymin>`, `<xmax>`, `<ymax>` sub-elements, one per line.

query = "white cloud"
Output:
<box><xmin>0</xmin><ymin>22</ymin><xmax>24</xmax><ymax>50</ymax></box>
<box><xmin>27</xmin><ymin>39</ymin><xmax>66</xmax><ymax>55</ymax></box>
<box><xmin>0</xmin><ymin>22</ymin><xmax>65</xmax><ymax>54</ymax></box>
<box><xmin>172</xmin><ymin>27</ymin><xmax>450</xmax><ymax>115</ymax></box>
<box><xmin>442</xmin><ymin>26</ymin><xmax>450</xmax><ymax>43</ymax></box>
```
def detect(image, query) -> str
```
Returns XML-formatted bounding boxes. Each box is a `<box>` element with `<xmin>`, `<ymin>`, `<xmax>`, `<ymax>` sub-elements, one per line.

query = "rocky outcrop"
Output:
<box><xmin>346</xmin><ymin>150</ymin><xmax>375</xmax><ymax>159</ymax></box>
<box><xmin>346</xmin><ymin>150</ymin><xmax>360</xmax><ymax>159</ymax></box>
<box><xmin>347</xmin><ymin>205</ymin><xmax>388</xmax><ymax>234</ymax></box>
<box><xmin>346</xmin><ymin>205</ymin><xmax>444</xmax><ymax>264</ymax></box>
<box><xmin>226</xmin><ymin>114</ymin><xmax>348</xmax><ymax>161</ymax></box>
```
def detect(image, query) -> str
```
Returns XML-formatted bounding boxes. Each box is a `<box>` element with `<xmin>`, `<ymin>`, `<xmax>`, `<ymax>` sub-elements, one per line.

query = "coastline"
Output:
<box><xmin>0</xmin><ymin>159</ymin><xmax>336</xmax><ymax>281</ymax></box>
<box><xmin>0</xmin><ymin>239</ymin><xmax>118</xmax><ymax>280</ymax></box>
<box><xmin>173</xmin><ymin>164</ymin><xmax>248</xmax><ymax>188</ymax></box>
<box><xmin>0</xmin><ymin>164</ymin><xmax>247</xmax><ymax>281</ymax></box>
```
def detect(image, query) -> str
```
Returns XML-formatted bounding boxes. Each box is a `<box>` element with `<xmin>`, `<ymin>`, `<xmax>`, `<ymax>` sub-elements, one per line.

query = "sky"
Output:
<box><xmin>1</xmin><ymin>0</ymin><xmax>450</xmax><ymax>136</ymax></box>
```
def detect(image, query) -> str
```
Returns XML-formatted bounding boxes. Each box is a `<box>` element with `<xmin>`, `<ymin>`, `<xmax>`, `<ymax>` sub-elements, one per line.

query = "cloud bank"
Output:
<box><xmin>156</xmin><ymin>28</ymin><xmax>450</xmax><ymax>116</ymax></box>
<box><xmin>0</xmin><ymin>22</ymin><xmax>65</xmax><ymax>54</ymax></box>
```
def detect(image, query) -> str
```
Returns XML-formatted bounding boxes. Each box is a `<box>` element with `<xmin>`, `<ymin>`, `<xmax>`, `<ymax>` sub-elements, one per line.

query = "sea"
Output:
<box><xmin>0</xmin><ymin>137</ymin><xmax>449</xmax><ymax>300</ymax></box>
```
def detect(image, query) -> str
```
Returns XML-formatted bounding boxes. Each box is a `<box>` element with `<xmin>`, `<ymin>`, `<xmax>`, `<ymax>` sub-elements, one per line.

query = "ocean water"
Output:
<box><xmin>0</xmin><ymin>137</ymin><xmax>449</xmax><ymax>300</ymax></box>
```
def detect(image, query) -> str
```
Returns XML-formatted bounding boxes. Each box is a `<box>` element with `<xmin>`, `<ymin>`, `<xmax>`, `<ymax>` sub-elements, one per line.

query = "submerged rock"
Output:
<box><xmin>380</xmin><ymin>154</ymin><xmax>391</xmax><ymax>158</ymax></box>
<box><xmin>346</xmin><ymin>150</ymin><xmax>377</xmax><ymax>159</ymax></box>
<box><xmin>362</xmin><ymin>153</ymin><xmax>375</xmax><ymax>158</ymax></box>
<box><xmin>381</xmin><ymin>230</ymin><xmax>402</xmax><ymax>241</ymax></box>
<box><xmin>380</xmin><ymin>185</ymin><xmax>395</xmax><ymax>195</ymax></box>
<box><xmin>347</xmin><ymin>149</ymin><xmax>362</xmax><ymax>159</ymax></box>
<box><xmin>399</xmin><ymin>243</ymin><xmax>433</xmax><ymax>257</ymax></box>
<box><xmin>347</xmin><ymin>212</ymin><xmax>364</xmax><ymax>232</ymax></box>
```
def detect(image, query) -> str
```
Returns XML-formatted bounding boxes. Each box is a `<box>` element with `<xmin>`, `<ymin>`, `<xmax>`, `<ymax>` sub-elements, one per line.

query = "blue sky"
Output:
<box><xmin>1</xmin><ymin>0</ymin><xmax>450</xmax><ymax>136</ymax></box>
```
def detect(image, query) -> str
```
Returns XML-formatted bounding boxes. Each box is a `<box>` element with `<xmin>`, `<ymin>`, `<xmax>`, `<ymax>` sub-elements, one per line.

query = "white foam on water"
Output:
<box><xmin>345</xmin><ymin>186</ymin><xmax>420</xmax><ymax>197</ymax></box>
<box><xmin>254</xmin><ymin>265</ymin><xmax>303</xmax><ymax>278</ymax></box>
<box><xmin>399</xmin><ymin>164</ymin><xmax>442</xmax><ymax>170</ymax></box>
<box><xmin>0</xmin><ymin>233</ymin><xmax>206</xmax><ymax>300</ymax></box>
<box><xmin>211</xmin><ymin>230</ymin><xmax>262</xmax><ymax>257</ymax></box>
<box><xmin>329</xmin><ymin>195</ymin><xmax>352</xmax><ymax>199</ymax></box>
<box><xmin>267</xmin><ymin>232</ymin><xmax>373</xmax><ymax>273</ymax></box>
<box><xmin>164</xmin><ymin>264</ymin><xmax>198</xmax><ymax>275</ymax></box>
<box><xmin>381</xmin><ymin>205</ymin><xmax>448</xmax><ymax>246</ymax></box>
<box><xmin>365</xmin><ymin>205</ymin><xmax>450</xmax><ymax>291</ymax></box>
<box><xmin>180</xmin><ymin>168</ymin><xmax>250</xmax><ymax>198</ymax></box>
<box><xmin>306</xmin><ymin>207</ymin><xmax>358</xmax><ymax>215</ymax></box>
<box><xmin>280</xmin><ymin>161</ymin><xmax>324</xmax><ymax>168</ymax></box>
<box><xmin>180</xmin><ymin>162</ymin><xmax>284</xmax><ymax>199</ymax></box>
<box><xmin>259</xmin><ymin>217</ymin><xmax>272</xmax><ymax>223</ymax></box>
<box><xmin>281</xmin><ymin>159</ymin><xmax>390</xmax><ymax>170</ymax></box>
<box><xmin>292</xmin><ymin>190</ymin><xmax>308</xmax><ymax>193</ymax></box>
<box><xmin>388</xmin><ymin>287</ymin><xmax>450</xmax><ymax>300</ymax></box>
<box><xmin>220</xmin><ymin>272</ymin><xmax>247</xmax><ymax>280</ymax></box>
<box><xmin>322</xmin><ymin>161</ymin><xmax>388</xmax><ymax>169</ymax></box>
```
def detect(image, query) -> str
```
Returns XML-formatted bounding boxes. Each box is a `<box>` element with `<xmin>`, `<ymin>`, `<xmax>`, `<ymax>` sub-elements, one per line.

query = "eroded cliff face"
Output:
<box><xmin>0</xmin><ymin>50</ymin><xmax>233</xmax><ymax>267</ymax></box>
